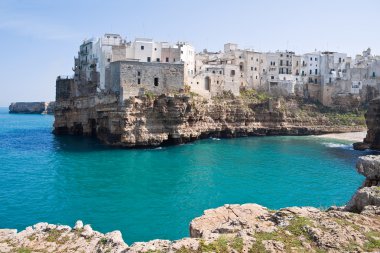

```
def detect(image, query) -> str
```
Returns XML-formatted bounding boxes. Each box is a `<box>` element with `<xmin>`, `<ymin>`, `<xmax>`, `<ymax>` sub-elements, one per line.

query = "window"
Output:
<box><xmin>339</xmin><ymin>58</ymin><xmax>342</xmax><ymax>63</ymax></box>
<box><xmin>173</xmin><ymin>58</ymin><xmax>176</xmax><ymax>62</ymax></box>
<box><xmin>315</xmin><ymin>69</ymin><xmax>318</xmax><ymax>75</ymax></box>
<box><xmin>154</xmin><ymin>78</ymin><xmax>159</xmax><ymax>86</ymax></box>
<box><xmin>137</xmin><ymin>78</ymin><xmax>141</xmax><ymax>84</ymax></box>
<box><xmin>107</xmin><ymin>58</ymin><xmax>110</xmax><ymax>62</ymax></box>
<box><xmin>212</xmin><ymin>71</ymin><xmax>215</xmax><ymax>74</ymax></box>
<box><xmin>329</xmin><ymin>77</ymin><xmax>332</xmax><ymax>83</ymax></box>
<box><xmin>147</xmin><ymin>57</ymin><xmax>151</xmax><ymax>62</ymax></box>
<box><xmin>315</xmin><ymin>58</ymin><xmax>317</xmax><ymax>61</ymax></box>
<box><xmin>251</xmin><ymin>67</ymin><xmax>253</xmax><ymax>71</ymax></box>
<box><xmin>166</xmin><ymin>57</ymin><xmax>169</xmax><ymax>63</ymax></box>
<box><xmin>256</xmin><ymin>76</ymin><xmax>258</xmax><ymax>79</ymax></box>
<box><xmin>181</xmin><ymin>50</ymin><xmax>183</xmax><ymax>54</ymax></box>
<box><xmin>217</xmin><ymin>81</ymin><xmax>219</xmax><ymax>84</ymax></box>
<box><xmin>309</xmin><ymin>70</ymin><xmax>312</xmax><ymax>75</ymax></box>
<box><xmin>310</xmin><ymin>57</ymin><xmax>312</xmax><ymax>61</ymax></box>
<box><xmin>271</xmin><ymin>76</ymin><xmax>274</xmax><ymax>80</ymax></box>
<box><xmin>137</xmin><ymin>71</ymin><xmax>141</xmax><ymax>76</ymax></box>
<box><xmin>219</xmin><ymin>71</ymin><xmax>222</xmax><ymax>74</ymax></box>
<box><xmin>373</xmin><ymin>72</ymin><xmax>376</xmax><ymax>78</ymax></box>
<box><xmin>251</xmin><ymin>57</ymin><xmax>253</xmax><ymax>60</ymax></box>
<box><xmin>230</xmin><ymin>70</ymin><xmax>235</xmax><ymax>76</ymax></box>
<box><xmin>154</xmin><ymin>48</ymin><xmax>157</xmax><ymax>51</ymax></box>
<box><xmin>280</xmin><ymin>60</ymin><xmax>283</xmax><ymax>66</ymax></box>
<box><xmin>156</xmin><ymin>58</ymin><xmax>160</xmax><ymax>62</ymax></box>
<box><xmin>141</xmin><ymin>46</ymin><xmax>144</xmax><ymax>50</ymax></box>
<box><xmin>314</xmin><ymin>78</ymin><xmax>317</xmax><ymax>84</ymax></box>
<box><xmin>254</xmin><ymin>67</ymin><xmax>257</xmax><ymax>71</ymax></box>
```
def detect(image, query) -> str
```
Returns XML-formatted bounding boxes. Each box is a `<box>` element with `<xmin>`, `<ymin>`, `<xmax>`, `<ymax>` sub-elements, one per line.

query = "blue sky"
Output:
<box><xmin>0</xmin><ymin>0</ymin><xmax>379</xmax><ymax>106</ymax></box>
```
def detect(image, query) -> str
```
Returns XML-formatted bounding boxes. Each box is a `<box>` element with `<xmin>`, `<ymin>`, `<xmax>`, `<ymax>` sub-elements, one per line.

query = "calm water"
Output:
<box><xmin>0</xmin><ymin>107</ymin><xmax>376</xmax><ymax>243</ymax></box>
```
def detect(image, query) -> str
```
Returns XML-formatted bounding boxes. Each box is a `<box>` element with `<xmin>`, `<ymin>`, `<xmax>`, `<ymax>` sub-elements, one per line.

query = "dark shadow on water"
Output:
<box><xmin>52</xmin><ymin>135</ymin><xmax>110</xmax><ymax>152</ymax></box>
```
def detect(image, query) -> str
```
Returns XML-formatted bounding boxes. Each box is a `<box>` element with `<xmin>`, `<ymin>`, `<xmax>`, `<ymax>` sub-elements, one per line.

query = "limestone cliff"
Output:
<box><xmin>1</xmin><ymin>155</ymin><xmax>380</xmax><ymax>252</ymax></box>
<box><xmin>9</xmin><ymin>102</ymin><xmax>55</xmax><ymax>114</ymax></box>
<box><xmin>363</xmin><ymin>98</ymin><xmax>380</xmax><ymax>150</ymax></box>
<box><xmin>53</xmin><ymin>92</ymin><xmax>365</xmax><ymax>147</ymax></box>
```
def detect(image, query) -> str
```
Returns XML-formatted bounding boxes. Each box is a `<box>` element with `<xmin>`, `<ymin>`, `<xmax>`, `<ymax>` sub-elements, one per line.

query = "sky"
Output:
<box><xmin>0</xmin><ymin>0</ymin><xmax>379</xmax><ymax>106</ymax></box>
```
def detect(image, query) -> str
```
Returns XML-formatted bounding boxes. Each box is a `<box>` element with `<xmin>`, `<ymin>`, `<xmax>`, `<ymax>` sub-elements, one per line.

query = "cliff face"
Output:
<box><xmin>1</xmin><ymin>155</ymin><xmax>380</xmax><ymax>253</ymax></box>
<box><xmin>53</xmin><ymin>93</ymin><xmax>365</xmax><ymax>147</ymax></box>
<box><xmin>9</xmin><ymin>102</ymin><xmax>55</xmax><ymax>114</ymax></box>
<box><xmin>363</xmin><ymin>98</ymin><xmax>380</xmax><ymax>150</ymax></box>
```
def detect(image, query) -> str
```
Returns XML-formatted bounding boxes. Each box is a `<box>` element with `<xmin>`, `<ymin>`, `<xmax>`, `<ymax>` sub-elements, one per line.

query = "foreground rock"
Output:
<box><xmin>1</xmin><ymin>205</ymin><xmax>380</xmax><ymax>252</ymax></box>
<box><xmin>9</xmin><ymin>102</ymin><xmax>55</xmax><ymax>114</ymax></box>
<box><xmin>345</xmin><ymin>155</ymin><xmax>380</xmax><ymax>213</ymax></box>
<box><xmin>2</xmin><ymin>155</ymin><xmax>380</xmax><ymax>252</ymax></box>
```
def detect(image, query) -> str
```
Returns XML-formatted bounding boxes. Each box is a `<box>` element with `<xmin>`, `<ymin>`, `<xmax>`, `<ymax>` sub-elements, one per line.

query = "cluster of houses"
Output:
<box><xmin>66</xmin><ymin>33</ymin><xmax>380</xmax><ymax>107</ymax></box>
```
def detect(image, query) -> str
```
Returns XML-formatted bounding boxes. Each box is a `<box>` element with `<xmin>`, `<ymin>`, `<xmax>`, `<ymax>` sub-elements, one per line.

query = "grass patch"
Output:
<box><xmin>249</xmin><ymin>216</ymin><xmax>316</xmax><ymax>253</ymax></box>
<box><xmin>58</xmin><ymin>235</ymin><xmax>70</xmax><ymax>244</ymax></box>
<box><xmin>324</xmin><ymin>111</ymin><xmax>365</xmax><ymax>126</ymax></box>
<box><xmin>364</xmin><ymin>231</ymin><xmax>380</xmax><ymax>251</ymax></box>
<box><xmin>286</xmin><ymin>217</ymin><xmax>313</xmax><ymax>237</ymax></box>
<box><xmin>145</xmin><ymin>91</ymin><xmax>156</xmax><ymax>100</ymax></box>
<box><xmin>27</xmin><ymin>234</ymin><xmax>36</xmax><ymax>241</ymax></box>
<box><xmin>199</xmin><ymin>236</ymin><xmax>229</xmax><ymax>253</ymax></box>
<box><xmin>230</xmin><ymin>236</ymin><xmax>244</xmax><ymax>252</ymax></box>
<box><xmin>332</xmin><ymin>218</ymin><xmax>361</xmax><ymax>231</ymax></box>
<box><xmin>46</xmin><ymin>228</ymin><xmax>63</xmax><ymax>242</ymax></box>
<box><xmin>240</xmin><ymin>89</ymin><xmax>271</xmax><ymax>103</ymax></box>
<box><xmin>99</xmin><ymin>237</ymin><xmax>108</xmax><ymax>245</ymax></box>
<box><xmin>16</xmin><ymin>247</ymin><xmax>32</xmax><ymax>253</ymax></box>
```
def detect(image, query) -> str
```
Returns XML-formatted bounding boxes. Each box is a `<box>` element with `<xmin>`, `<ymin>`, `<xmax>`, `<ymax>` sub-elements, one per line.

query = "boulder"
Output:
<box><xmin>345</xmin><ymin>186</ymin><xmax>380</xmax><ymax>213</ymax></box>
<box><xmin>353</xmin><ymin>142</ymin><xmax>370</xmax><ymax>151</ymax></box>
<box><xmin>356</xmin><ymin>155</ymin><xmax>380</xmax><ymax>181</ymax></box>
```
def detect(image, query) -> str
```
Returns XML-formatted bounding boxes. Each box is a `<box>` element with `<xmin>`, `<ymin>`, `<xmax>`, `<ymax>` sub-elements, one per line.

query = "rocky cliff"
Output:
<box><xmin>1</xmin><ymin>155</ymin><xmax>380</xmax><ymax>253</ymax></box>
<box><xmin>363</xmin><ymin>98</ymin><xmax>380</xmax><ymax>150</ymax></box>
<box><xmin>53</xmin><ymin>92</ymin><xmax>365</xmax><ymax>147</ymax></box>
<box><xmin>9</xmin><ymin>102</ymin><xmax>55</xmax><ymax>114</ymax></box>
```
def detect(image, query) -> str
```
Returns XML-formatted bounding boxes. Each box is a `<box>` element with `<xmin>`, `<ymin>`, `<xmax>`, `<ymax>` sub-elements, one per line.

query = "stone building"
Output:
<box><xmin>108</xmin><ymin>61</ymin><xmax>184</xmax><ymax>102</ymax></box>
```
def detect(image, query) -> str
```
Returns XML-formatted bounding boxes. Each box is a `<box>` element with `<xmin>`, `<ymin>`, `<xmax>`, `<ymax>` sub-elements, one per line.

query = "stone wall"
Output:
<box><xmin>109</xmin><ymin>61</ymin><xmax>184</xmax><ymax>102</ymax></box>
<box><xmin>56</xmin><ymin>78</ymin><xmax>75</xmax><ymax>100</ymax></box>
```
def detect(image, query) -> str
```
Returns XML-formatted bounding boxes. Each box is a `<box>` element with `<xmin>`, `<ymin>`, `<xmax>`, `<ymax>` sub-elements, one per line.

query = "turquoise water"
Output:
<box><xmin>0</xmin><ymin>107</ymin><xmax>376</xmax><ymax>243</ymax></box>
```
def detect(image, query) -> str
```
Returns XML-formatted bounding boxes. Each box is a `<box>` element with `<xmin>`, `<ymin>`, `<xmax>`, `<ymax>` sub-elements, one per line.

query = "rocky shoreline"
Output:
<box><xmin>1</xmin><ymin>155</ymin><xmax>380</xmax><ymax>252</ymax></box>
<box><xmin>53</xmin><ymin>93</ymin><xmax>365</xmax><ymax>148</ymax></box>
<box><xmin>9</xmin><ymin>102</ymin><xmax>55</xmax><ymax>114</ymax></box>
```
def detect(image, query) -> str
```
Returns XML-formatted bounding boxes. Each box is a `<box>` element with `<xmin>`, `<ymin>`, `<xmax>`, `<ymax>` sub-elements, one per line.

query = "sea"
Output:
<box><xmin>0</xmin><ymin>107</ymin><xmax>376</xmax><ymax>244</ymax></box>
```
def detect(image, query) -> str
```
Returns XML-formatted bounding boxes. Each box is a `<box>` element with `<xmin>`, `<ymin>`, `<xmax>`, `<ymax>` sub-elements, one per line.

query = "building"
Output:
<box><xmin>62</xmin><ymin>34</ymin><xmax>380</xmax><ymax>108</ymax></box>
